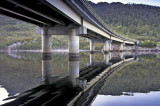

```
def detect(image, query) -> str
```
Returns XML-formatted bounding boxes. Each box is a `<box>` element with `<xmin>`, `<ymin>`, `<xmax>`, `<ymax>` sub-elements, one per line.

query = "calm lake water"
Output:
<box><xmin>0</xmin><ymin>51</ymin><xmax>160</xmax><ymax>106</ymax></box>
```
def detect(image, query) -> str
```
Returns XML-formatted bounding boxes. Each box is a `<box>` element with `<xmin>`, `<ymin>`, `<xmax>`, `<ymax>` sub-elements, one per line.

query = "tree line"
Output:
<box><xmin>88</xmin><ymin>1</ymin><xmax>160</xmax><ymax>42</ymax></box>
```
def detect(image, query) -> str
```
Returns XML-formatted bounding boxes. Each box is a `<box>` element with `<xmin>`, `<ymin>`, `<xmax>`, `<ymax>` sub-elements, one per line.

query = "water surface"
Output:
<box><xmin>0</xmin><ymin>52</ymin><xmax>160</xmax><ymax>105</ymax></box>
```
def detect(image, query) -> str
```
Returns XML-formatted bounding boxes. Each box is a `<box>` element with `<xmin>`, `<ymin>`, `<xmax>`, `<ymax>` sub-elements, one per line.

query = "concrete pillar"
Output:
<box><xmin>90</xmin><ymin>53</ymin><xmax>94</xmax><ymax>65</ymax></box>
<box><xmin>41</xmin><ymin>27</ymin><xmax>52</xmax><ymax>54</ymax></box>
<box><xmin>119</xmin><ymin>43</ymin><xmax>124</xmax><ymax>52</ymax></box>
<box><xmin>109</xmin><ymin>42</ymin><xmax>112</xmax><ymax>52</ymax></box>
<box><xmin>68</xmin><ymin>29</ymin><xmax>79</xmax><ymax>59</ymax></box>
<box><xmin>120</xmin><ymin>52</ymin><xmax>124</xmax><ymax>60</ymax></box>
<box><xmin>68</xmin><ymin>59</ymin><xmax>79</xmax><ymax>86</ymax></box>
<box><xmin>90</xmin><ymin>39</ymin><xmax>95</xmax><ymax>54</ymax></box>
<box><xmin>103</xmin><ymin>40</ymin><xmax>110</xmax><ymax>54</ymax></box>
<box><xmin>42</xmin><ymin>54</ymin><xmax>52</xmax><ymax>85</ymax></box>
<box><xmin>109</xmin><ymin>52</ymin><xmax>112</xmax><ymax>60</ymax></box>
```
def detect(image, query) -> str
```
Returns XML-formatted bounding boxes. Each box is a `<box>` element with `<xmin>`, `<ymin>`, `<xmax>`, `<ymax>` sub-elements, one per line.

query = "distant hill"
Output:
<box><xmin>88</xmin><ymin>1</ymin><xmax>160</xmax><ymax>41</ymax></box>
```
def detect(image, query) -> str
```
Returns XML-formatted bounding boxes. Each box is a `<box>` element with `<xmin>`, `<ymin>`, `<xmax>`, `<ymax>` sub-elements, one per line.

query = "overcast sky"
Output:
<box><xmin>89</xmin><ymin>0</ymin><xmax>160</xmax><ymax>7</ymax></box>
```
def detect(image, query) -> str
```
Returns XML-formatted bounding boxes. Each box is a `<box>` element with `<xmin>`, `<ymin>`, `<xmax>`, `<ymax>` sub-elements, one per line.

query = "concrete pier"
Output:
<box><xmin>109</xmin><ymin>42</ymin><xmax>112</xmax><ymax>52</ymax></box>
<box><xmin>68</xmin><ymin>29</ymin><xmax>79</xmax><ymax>60</ymax></box>
<box><xmin>42</xmin><ymin>27</ymin><xmax>52</xmax><ymax>53</ymax></box>
<box><xmin>103</xmin><ymin>40</ymin><xmax>110</xmax><ymax>54</ymax></box>
<box><xmin>90</xmin><ymin>40</ymin><xmax>95</xmax><ymax>54</ymax></box>
<box><xmin>120</xmin><ymin>52</ymin><xmax>124</xmax><ymax>60</ymax></box>
<box><xmin>119</xmin><ymin>43</ymin><xmax>124</xmax><ymax>52</ymax></box>
<box><xmin>41</xmin><ymin>26</ymin><xmax>52</xmax><ymax>59</ymax></box>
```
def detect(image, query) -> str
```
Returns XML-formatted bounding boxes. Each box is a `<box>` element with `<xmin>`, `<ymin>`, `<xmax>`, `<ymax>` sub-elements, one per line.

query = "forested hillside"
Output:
<box><xmin>88</xmin><ymin>1</ymin><xmax>160</xmax><ymax>41</ymax></box>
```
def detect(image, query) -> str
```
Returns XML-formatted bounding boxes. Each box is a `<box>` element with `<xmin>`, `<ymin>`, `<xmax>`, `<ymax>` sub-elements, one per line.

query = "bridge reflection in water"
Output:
<box><xmin>2</xmin><ymin>52</ymin><xmax>136</xmax><ymax>106</ymax></box>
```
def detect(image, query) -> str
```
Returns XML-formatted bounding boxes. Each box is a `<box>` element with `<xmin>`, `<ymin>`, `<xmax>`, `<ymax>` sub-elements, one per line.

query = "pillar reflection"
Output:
<box><xmin>104</xmin><ymin>52</ymin><xmax>112</xmax><ymax>65</ymax></box>
<box><xmin>104</xmin><ymin>53</ymin><xmax>110</xmax><ymax>65</ymax></box>
<box><xmin>119</xmin><ymin>52</ymin><xmax>124</xmax><ymax>60</ymax></box>
<box><xmin>42</xmin><ymin>53</ymin><xmax>52</xmax><ymax>85</ymax></box>
<box><xmin>68</xmin><ymin>56</ymin><xmax>87</xmax><ymax>89</ymax></box>
<box><xmin>90</xmin><ymin>53</ymin><xmax>95</xmax><ymax>66</ymax></box>
<box><xmin>68</xmin><ymin>58</ymin><xmax>79</xmax><ymax>86</ymax></box>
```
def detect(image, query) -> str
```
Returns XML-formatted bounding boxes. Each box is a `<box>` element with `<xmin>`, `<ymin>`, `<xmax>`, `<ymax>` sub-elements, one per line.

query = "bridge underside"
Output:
<box><xmin>0</xmin><ymin>0</ymin><xmax>73</xmax><ymax>26</ymax></box>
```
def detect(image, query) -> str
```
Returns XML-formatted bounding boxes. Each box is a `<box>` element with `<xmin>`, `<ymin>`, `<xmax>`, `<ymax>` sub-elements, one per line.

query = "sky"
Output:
<box><xmin>89</xmin><ymin>0</ymin><xmax>160</xmax><ymax>7</ymax></box>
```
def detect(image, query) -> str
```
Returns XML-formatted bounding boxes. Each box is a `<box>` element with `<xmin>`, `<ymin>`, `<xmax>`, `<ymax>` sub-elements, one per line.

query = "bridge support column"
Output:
<box><xmin>119</xmin><ymin>43</ymin><xmax>124</xmax><ymax>52</ymax></box>
<box><xmin>68</xmin><ymin>29</ymin><xmax>79</xmax><ymax>60</ymax></box>
<box><xmin>120</xmin><ymin>52</ymin><xmax>124</xmax><ymax>60</ymax></box>
<box><xmin>103</xmin><ymin>40</ymin><xmax>110</xmax><ymax>54</ymax></box>
<box><xmin>41</xmin><ymin>26</ymin><xmax>52</xmax><ymax>59</ymax></box>
<box><xmin>90</xmin><ymin>40</ymin><xmax>95</xmax><ymax>54</ymax></box>
<box><xmin>109</xmin><ymin>42</ymin><xmax>112</xmax><ymax>52</ymax></box>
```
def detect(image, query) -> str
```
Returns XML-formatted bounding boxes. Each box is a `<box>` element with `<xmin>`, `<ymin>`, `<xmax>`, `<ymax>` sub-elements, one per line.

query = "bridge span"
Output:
<box><xmin>0</xmin><ymin>0</ymin><xmax>136</xmax><ymax>58</ymax></box>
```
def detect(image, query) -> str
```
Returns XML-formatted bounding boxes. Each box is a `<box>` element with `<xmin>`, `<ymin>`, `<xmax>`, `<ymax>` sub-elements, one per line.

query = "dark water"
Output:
<box><xmin>0</xmin><ymin>51</ymin><xmax>160</xmax><ymax>106</ymax></box>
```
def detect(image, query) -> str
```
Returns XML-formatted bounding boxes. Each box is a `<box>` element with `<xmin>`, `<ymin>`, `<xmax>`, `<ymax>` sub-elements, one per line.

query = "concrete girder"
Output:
<box><xmin>46</xmin><ymin>0</ymin><xmax>81</xmax><ymax>24</ymax></box>
<box><xmin>36</xmin><ymin>25</ymin><xmax>87</xmax><ymax>36</ymax></box>
<box><xmin>8</xmin><ymin>0</ymin><xmax>65</xmax><ymax>25</ymax></box>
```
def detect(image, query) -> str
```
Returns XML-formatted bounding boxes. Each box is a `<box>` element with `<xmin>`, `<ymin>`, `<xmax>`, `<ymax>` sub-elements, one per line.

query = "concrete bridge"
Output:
<box><xmin>1</xmin><ymin>0</ymin><xmax>136</xmax><ymax>59</ymax></box>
